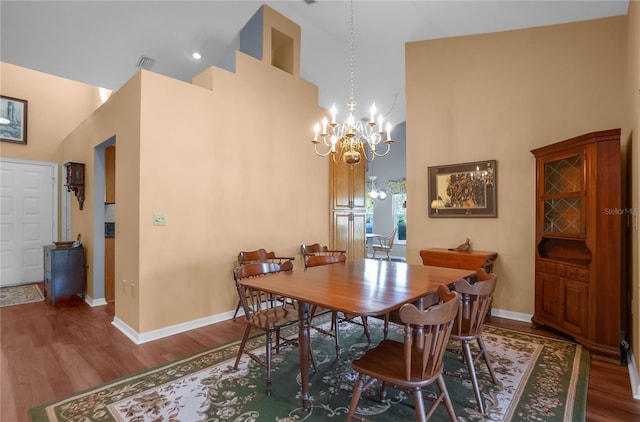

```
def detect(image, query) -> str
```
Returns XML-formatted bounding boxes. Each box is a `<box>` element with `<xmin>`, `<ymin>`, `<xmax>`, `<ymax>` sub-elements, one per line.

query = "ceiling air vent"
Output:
<box><xmin>136</xmin><ymin>55</ymin><xmax>155</xmax><ymax>70</ymax></box>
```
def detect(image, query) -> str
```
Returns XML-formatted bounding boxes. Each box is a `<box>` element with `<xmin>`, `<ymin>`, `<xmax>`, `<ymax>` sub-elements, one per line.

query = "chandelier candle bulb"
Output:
<box><xmin>330</xmin><ymin>105</ymin><xmax>337</xmax><ymax>124</ymax></box>
<box><xmin>314</xmin><ymin>123</ymin><xmax>319</xmax><ymax>142</ymax></box>
<box><xmin>370</xmin><ymin>103</ymin><xmax>376</xmax><ymax>123</ymax></box>
<box><xmin>386</xmin><ymin>122</ymin><xmax>392</xmax><ymax>141</ymax></box>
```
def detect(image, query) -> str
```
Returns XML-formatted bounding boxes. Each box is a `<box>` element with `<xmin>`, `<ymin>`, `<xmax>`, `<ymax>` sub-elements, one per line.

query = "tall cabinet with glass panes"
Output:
<box><xmin>531</xmin><ymin>128</ymin><xmax>625</xmax><ymax>364</ymax></box>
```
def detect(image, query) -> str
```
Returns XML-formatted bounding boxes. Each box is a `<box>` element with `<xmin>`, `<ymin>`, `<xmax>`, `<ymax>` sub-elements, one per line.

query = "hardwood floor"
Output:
<box><xmin>2</xmin><ymin>289</ymin><xmax>639</xmax><ymax>421</ymax></box>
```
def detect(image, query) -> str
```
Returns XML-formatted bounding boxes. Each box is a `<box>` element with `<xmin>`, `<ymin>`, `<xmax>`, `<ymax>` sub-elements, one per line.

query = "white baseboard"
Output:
<box><xmin>627</xmin><ymin>349</ymin><xmax>640</xmax><ymax>400</ymax></box>
<box><xmin>84</xmin><ymin>295</ymin><xmax>107</xmax><ymax>307</ymax></box>
<box><xmin>490</xmin><ymin>308</ymin><xmax>532</xmax><ymax>323</ymax></box>
<box><xmin>111</xmin><ymin>306</ymin><xmax>529</xmax><ymax>345</ymax></box>
<box><xmin>112</xmin><ymin>310</ymin><xmax>238</xmax><ymax>345</ymax></box>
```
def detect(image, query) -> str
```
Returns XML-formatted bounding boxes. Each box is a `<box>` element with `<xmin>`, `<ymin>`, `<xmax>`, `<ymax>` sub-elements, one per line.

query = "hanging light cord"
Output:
<box><xmin>349</xmin><ymin>0</ymin><xmax>355</xmax><ymax>105</ymax></box>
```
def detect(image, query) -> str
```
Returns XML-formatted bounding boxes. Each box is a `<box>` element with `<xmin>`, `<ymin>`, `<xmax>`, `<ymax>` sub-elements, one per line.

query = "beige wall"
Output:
<box><xmin>0</xmin><ymin>63</ymin><xmax>109</xmax><ymax>238</ymax></box>
<box><xmin>0</xmin><ymin>63</ymin><xmax>108</xmax><ymax>163</ymax></box>
<box><xmin>59</xmin><ymin>51</ymin><xmax>327</xmax><ymax>333</ymax></box>
<box><xmin>1</xmin><ymin>6</ymin><xmax>328</xmax><ymax>335</ymax></box>
<box><xmin>60</xmin><ymin>72</ymin><xmax>143</xmax><ymax>325</ymax></box>
<box><xmin>626</xmin><ymin>0</ymin><xmax>640</xmax><ymax>373</ymax></box>
<box><xmin>405</xmin><ymin>16</ymin><xmax>627</xmax><ymax>318</ymax></box>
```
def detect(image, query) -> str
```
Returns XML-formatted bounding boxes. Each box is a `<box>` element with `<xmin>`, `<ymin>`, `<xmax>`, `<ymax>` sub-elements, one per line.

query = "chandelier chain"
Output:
<box><xmin>349</xmin><ymin>0</ymin><xmax>355</xmax><ymax>103</ymax></box>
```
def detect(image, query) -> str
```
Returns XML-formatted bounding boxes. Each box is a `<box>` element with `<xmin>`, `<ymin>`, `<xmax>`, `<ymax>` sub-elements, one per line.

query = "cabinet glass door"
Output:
<box><xmin>544</xmin><ymin>155</ymin><xmax>582</xmax><ymax>194</ymax></box>
<box><xmin>543</xmin><ymin>197</ymin><xmax>581</xmax><ymax>233</ymax></box>
<box><xmin>542</xmin><ymin>154</ymin><xmax>583</xmax><ymax>235</ymax></box>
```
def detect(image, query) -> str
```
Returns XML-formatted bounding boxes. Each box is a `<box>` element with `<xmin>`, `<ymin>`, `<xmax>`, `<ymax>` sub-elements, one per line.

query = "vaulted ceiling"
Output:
<box><xmin>0</xmin><ymin>1</ymin><xmax>630</xmax><ymax>124</ymax></box>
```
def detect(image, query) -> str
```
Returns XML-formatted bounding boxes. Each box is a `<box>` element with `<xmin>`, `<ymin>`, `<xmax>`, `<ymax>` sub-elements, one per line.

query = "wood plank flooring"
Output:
<box><xmin>1</xmin><ymin>288</ymin><xmax>639</xmax><ymax>421</ymax></box>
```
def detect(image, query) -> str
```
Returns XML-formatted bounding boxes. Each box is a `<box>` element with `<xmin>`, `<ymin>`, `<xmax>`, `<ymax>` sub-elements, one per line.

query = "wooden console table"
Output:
<box><xmin>419</xmin><ymin>248</ymin><xmax>497</xmax><ymax>274</ymax></box>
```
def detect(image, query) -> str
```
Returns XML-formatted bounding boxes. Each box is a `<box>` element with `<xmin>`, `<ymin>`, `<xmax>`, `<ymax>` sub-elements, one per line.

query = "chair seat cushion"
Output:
<box><xmin>352</xmin><ymin>340</ymin><xmax>443</xmax><ymax>388</ymax></box>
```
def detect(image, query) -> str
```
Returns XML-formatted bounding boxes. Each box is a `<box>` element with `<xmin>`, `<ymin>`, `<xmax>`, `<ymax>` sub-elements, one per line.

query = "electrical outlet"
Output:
<box><xmin>153</xmin><ymin>212</ymin><xmax>167</xmax><ymax>226</ymax></box>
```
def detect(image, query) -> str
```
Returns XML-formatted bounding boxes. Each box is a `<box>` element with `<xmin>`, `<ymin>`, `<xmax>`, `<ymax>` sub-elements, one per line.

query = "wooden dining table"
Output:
<box><xmin>237</xmin><ymin>258</ymin><xmax>476</xmax><ymax>410</ymax></box>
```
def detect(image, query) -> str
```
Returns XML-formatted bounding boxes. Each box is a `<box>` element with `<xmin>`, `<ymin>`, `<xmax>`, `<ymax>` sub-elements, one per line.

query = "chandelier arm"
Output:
<box><xmin>362</xmin><ymin>141</ymin><xmax>392</xmax><ymax>160</ymax></box>
<box><xmin>313</xmin><ymin>143</ymin><xmax>337</xmax><ymax>157</ymax></box>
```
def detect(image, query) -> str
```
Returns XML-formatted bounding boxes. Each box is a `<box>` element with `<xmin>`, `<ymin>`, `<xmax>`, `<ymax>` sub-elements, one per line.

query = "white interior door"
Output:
<box><xmin>0</xmin><ymin>158</ymin><xmax>56</xmax><ymax>286</ymax></box>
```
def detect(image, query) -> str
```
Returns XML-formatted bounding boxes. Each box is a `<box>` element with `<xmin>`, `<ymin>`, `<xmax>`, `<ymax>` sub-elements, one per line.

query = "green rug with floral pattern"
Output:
<box><xmin>30</xmin><ymin>318</ymin><xmax>589</xmax><ymax>421</ymax></box>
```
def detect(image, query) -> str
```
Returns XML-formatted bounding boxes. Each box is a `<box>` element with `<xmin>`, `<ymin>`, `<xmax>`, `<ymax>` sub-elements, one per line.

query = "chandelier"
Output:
<box><xmin>367</xmin><ymin>176</ymin><xmax>387</xmax><ymax>200</ymax></box>
<box><xmin>312</xmin><ymin>0</ymin><xmax>394</xmax><ymax>166</ymax></box>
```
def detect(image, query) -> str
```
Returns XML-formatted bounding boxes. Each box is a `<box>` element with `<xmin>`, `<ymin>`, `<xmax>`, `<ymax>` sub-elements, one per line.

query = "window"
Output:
<box><xmin>365</xmin><ymin>195</ymin><xmax>374</xmax><ymax>234</ymax></box>
<box><xmin>392</xmin><ymin>193</ymin><xmax>407</xmax><ymax>243</ymax></box>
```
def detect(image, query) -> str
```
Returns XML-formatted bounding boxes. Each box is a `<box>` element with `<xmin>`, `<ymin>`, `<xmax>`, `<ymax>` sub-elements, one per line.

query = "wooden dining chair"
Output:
<box><xmin>303</xmin><ymin>250</ymin><xmax>371</xmax><ymax>357</ymax></box>
<box><xmin>233</xmin><ymin>248</ymin><xmax>295</xmax><ymax>317</ymax></box>
<box><xmin>237</xmin><ymin>248</ymin><xmax>295</xmax><ymax>266</ymax></box>
<box><xmin>232</xmin><ymin>261</ymin><xmax>314</xmax><ymax>396</ymax></box>
<box><xmin>372</xmin><ymin>227</ymin><xmax>397</xmax><ymax>261</ymax></box>
<box><xmin>300</xmin><ymin>243</ymin><xmax>346</xmax><ymax>268</ymax></box>
<box><xmin>447</xmin><ymin>269</ymin><xmax>500</xmax><ymax>413</ymax></box>
<box><xmin>346</xmin><ymin>285</ymin><xmax>460</xmax><ymax>422</ymax></box>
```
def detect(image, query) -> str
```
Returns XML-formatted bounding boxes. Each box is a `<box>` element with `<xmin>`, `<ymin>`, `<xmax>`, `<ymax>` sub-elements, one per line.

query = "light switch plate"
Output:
<box><xmin>153</xmin><ymin>212</ymin><xmax>167</xmax><ymax>226</ymax></box>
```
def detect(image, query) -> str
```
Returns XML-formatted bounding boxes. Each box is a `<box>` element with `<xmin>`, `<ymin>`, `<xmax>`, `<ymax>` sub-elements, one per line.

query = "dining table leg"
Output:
<box><xmin>298</xmin><ymin>300</ymin><xmax>311</xmax><ymax>410</ymax></box>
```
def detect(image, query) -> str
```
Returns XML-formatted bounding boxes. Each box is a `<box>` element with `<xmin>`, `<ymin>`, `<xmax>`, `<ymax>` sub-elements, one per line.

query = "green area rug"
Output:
<box><xmin>0</xmin><ymin>283</ymin><xmax>44</xmax><ymax>307</ymax></box>
<box><xmin>30</xmin><ymin>317</ymin><xmax>589</xmax><ymax>421</ymax></box>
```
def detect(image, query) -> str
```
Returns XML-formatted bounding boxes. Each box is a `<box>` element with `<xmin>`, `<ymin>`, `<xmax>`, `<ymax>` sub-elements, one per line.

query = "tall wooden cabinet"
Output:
<box><xmin>531</xmin><ymin>128</ymin><xmax>625</xmax><ymax>363</ymax></box>
<box><xmin>330</xmin><ymin>159</ymin><xmax>366</xmax><ymax>260</ymax></box>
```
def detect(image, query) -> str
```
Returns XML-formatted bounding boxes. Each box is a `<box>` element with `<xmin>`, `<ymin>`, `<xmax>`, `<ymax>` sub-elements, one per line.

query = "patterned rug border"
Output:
<box><xmin>29</xmin><ymin>319</ymin><xmax>590</xmax><ymax>421</ymax></box>
<box><xmin>486</xmin><ymin>324</ymin><xmax>590</xmax><ymax>419</ymax></box>
<box><xmin>0</xmin><ymin>283</ymin><xmax>45</xmax><ymax>307</ymax></box>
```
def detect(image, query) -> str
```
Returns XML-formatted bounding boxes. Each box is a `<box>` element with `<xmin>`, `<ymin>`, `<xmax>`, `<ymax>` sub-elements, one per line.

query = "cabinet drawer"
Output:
<box><xmin>575</xmin><ymin>268</ymin><xmax>588</xmax><ymax>282</ymax></box>
<box><xmin>563</xmin><ymin>265</ymin><xmax>589</xmax><ymax>282</ymax></box>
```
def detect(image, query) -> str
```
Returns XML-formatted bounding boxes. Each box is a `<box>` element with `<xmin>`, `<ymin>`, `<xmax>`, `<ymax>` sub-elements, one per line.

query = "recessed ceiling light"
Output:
<box><xmin>192</xmin><ymin>52</ymin><xmax>201</xmax><ymax>60</ymax></box>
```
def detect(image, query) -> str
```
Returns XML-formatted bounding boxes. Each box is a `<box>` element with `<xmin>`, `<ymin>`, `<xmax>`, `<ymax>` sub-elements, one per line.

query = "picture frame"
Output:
<box><xmin>428</xmin><ymin>160</ymin><xmax>497</xmax><ymax>218</ymax></box>
<box><xmin>0</xmin><ymin>96</ymin><xmax>28</xmax><ymax>144</ymax></box>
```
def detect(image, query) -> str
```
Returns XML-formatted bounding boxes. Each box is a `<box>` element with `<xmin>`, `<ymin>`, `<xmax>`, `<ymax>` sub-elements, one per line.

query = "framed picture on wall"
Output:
<box><xmin>428</xmin><ymin>160</ymin><xmax>497</xmax><ymax>217</ymax></box>
<box><xmin>0</xmin><ymin>96</ymin><xmax>28</xmax><ymax>144</ymax></box>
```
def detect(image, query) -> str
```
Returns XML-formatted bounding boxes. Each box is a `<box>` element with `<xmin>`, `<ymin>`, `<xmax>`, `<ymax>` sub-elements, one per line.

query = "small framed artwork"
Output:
<box><xmin>428</xmin><ymin>160</ymin><xmax>497</xmax><ymax>218</ymax></box>
<box><xmin>0</xmin><ymin>96</ymin><xmax>28</xmax><ymax>144</ymax></box>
